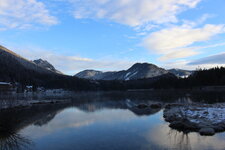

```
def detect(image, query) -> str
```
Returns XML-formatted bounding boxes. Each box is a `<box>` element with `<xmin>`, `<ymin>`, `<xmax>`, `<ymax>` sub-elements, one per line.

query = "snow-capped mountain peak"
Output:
<box><xmin>75</xmin><ymin>63</ymin><xmax>169</xmax><ymax>80</ymax></box>
<box><xmin>33</xmin><ymin>59</ymin><xmax>62</xmax><ymax>74</ymax></box>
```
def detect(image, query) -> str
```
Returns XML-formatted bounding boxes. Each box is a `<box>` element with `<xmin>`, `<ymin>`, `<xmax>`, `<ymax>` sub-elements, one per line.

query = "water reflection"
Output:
<box><xmin>0</xmin><ymin>103</ymin><xmax>71</xmax><ymax>150</ymax></box>
<box><xmin>0</xmin><ymin>131</ymin><xmax>32</xmax><ymax>150</ymax></box>
<box><xmin>76</xmin><ymin>100</ymin><xmax>161</xmax><ymax>116</ymax></box>
<box><xmin>168</xmin><ymin>131</ymin><xmax>192</xmax><ymax>150</ymax></box>
<box><xmin>0</xmin><ymin>92</ymin><xmax>225</xmax><ymax>150</ymax></box>
<box><xmin>148</xmin><ymin>124</ymin><xmax>225</xmax><ymax>150</ymax></box>
<box><xmin>0</xmin><ymin>111</ymin><xmax>33</xmax><ymax>150</ymax></box>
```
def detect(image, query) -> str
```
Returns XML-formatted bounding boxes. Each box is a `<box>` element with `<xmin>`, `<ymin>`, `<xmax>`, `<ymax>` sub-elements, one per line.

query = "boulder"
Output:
<box><xmin>169</xmin><ymin>119</ymin><xmax>199</xmax><ymax>131</ymax></box>
<box><xmin>214</xmin><ymin>126</ymin><xmax>224</xmax><ymax>132</ymax></box>
<box><xmin>213</xmin><ymin>123</ymin><xmax>225</xmax><ymax>132</ymax></box>
<box><xmin>199</xmin><ymin>128</ymin><xmax>215</xmax><ymax>136</ymax></box>
<box><xmin>136</xmin><ymin>104</ymin><xmax>148</xmax><ymax>109</ymax></box>
<box><xmin>150</xmin><ymin>103</ymin><xmax>162</xmax><ymax>109</ymax></box>
<box><xmin>163</xmin><ymin>103</ymin><xmax>225</xmax><ymax>136</ymax></box>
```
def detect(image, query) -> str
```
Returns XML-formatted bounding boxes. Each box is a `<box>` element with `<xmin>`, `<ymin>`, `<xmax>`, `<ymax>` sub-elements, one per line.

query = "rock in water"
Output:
<box><xmin>169</xmin><ymin>119</ymin><xmax>199</xmax><ymax>132</ymax></box>
<box><xmin>199</xmin><ymin>128</ymin><xmax>215</xmax><ymax>136</ymax></box>
<box><xmin>163</xmin><ymin>103</ymin><xmax>225</xmax><ymax>136</ymax></box>
<box><xmin>150</xmin><ymin>103</ymin><xmax>162</xmax><ymax>109</ymax></box>
<box><xmin>137</xmin><ymin>104</ymin><xmax>148</xmax><ymax>109</ymax></box>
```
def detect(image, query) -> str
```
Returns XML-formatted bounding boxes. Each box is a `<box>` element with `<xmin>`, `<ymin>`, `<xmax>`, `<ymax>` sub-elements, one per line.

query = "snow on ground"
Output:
<box><xmin>178</xmin><ymin>104</ymin><xmax>225</xmax><ymax>124</ymax></box>
<box><xmin>0</xmin><ymin>99</ymin><xmax>71</xmax><ymax>110</ymax></box>
<box><xmin>0</xmin><ymin>89</ymin><xmax>72</xmax><ymax>110</ymax></box>
<box><xmin>125</xmin><ymin>71</ymin><xmax>138</xmax><ymax>80</ymax></box>
<box><xmin>0</xmin><ymin>82</ymin><xmax>11</xmax><ymax>85</ymax></box>
<box><xmin>125</xmin><ymin>72</ymin><xmax>131</xmax><ymax>78</ymax></box>
<box><xmin>130</xmin><ymin>71</ymin><xmax>138</xmax><ymax>77</ymax></box>
<box><xmin>164</xmin><ymin>103</ymin><xmax>225</xmax><ymax>135</ymax></box>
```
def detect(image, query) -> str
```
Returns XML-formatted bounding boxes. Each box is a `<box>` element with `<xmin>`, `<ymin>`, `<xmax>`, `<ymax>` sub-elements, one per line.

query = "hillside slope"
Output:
<box><xmin>75</xmin><ymin>63</ymin><xmax>169</xmax><ymax>80</ymax></box>
<box><xmin>33</xmin><ymin>59</ymin><xmax>62</xmax><ymax>74</ymax></box>
<box><xmin>0</xmin><ymin>45</ymin><xmax>95</xmax><ymax>90</ymax></box>
<box><xmin>168</xmin><ymin>69</ymin><xmax>193</xmax><ymax>78</ymax></box>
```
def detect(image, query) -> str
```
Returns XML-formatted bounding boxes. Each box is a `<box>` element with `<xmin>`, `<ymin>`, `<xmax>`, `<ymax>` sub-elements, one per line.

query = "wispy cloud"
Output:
<box><xmin>68</xmin><ymin>56</ymin><xmax>93</xmax><ymax>62</ymax></box>
<box><xmin>188</xmin><ymin>53</ymin><xmax>225</xmax><ymax>65</ymax></box>
<box><xmin>9</xmin><ymin>46</ymin><xmax>134</xmax><ymax>74</ymax></box>
<box><xmin>162</xmin><ymin>60</ymin><xmax>192</xmax><ymax>70</ymax></box>
<box><xmin>159</xmin><ymin>42</ymin><xmax>225</xmax><ymax>61</ymax></box>
<box><xmin>66</xmin><ymin>0</ymin><xmax>201</xmax><ymax>27</ymax></box>
<box><xmin>162</xmin><ymin>51</ymin><xmax>225</xmax><ymax>70</ymax></box>
<box><xmin>143</xmin><ymin>24</ymin><xmax>225</xmax><ymax>60</ymax></box>
<box><xmin>159</xmin><ymin>49</ymin><xmax>199</xmax><ymax>61</ymax></box>
<box><xmin>0</xmin><ymin>0</ymin><xmax>58</xmax><ymax>30</ymax></box>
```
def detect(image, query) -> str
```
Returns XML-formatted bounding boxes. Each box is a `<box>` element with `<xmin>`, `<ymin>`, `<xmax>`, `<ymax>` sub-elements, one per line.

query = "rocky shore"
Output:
<box><xmin>0</xmin><ymin>99</ymin><xmax>71</xmax><ymax>110</ymax></box>
<box><xmin>163</xmin><ymin>103</ymin><xmax>225</xmax><ymax>136</ymax></box>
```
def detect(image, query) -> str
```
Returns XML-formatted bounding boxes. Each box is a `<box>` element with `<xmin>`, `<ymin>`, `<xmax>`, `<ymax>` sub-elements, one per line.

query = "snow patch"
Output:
<box><xmin>125</xmin><ymin>71</ymin><xmax>138</xmax><ymax>80</ymax></box>
<box><xmin>164</xmin><ymin>103</ymin><xmax>225</xmax><ymax>135</ymax></box>
<box><xmin>0</xmin><ymin>82</ymin><xmax>11</xmax><ymax>85</ymax></box>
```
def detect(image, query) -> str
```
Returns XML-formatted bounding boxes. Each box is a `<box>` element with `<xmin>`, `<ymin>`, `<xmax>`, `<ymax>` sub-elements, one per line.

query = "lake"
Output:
<box><xmin>0</xmin><ymin>91</ymin><xmax>225</xmax><ymax>150</ymax></box>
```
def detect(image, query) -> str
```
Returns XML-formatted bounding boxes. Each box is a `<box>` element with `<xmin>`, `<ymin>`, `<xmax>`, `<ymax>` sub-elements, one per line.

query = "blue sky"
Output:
<box><xmin>0</xmin><ymin>0</ymin><xmax>225</xmax><ymax>74</ymax></box>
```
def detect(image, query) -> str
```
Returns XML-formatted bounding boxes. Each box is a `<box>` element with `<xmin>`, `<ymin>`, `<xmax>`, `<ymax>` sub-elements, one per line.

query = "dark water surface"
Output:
<box><xmin>0</xmin><ymin>91</ymin><xmax>225</xmax><ymax>150</ymax></box>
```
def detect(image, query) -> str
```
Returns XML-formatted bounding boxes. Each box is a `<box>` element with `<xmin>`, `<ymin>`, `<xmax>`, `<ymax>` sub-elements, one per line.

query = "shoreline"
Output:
<box><xmin>163</xmin><ymin>103</ymin><xmax>225</xmax><ymax>136</ymax></box>
<box><xmin>0</xmin><ymin>99</ymin><xmax>71</xmax><ymax>111</ymax></box>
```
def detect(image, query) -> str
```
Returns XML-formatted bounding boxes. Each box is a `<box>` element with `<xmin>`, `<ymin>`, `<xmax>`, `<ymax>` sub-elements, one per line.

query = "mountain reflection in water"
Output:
<box><xmin>0</xmin><ymin>92</ymin><xmax>225</xmax><ymax>150</ymax></box>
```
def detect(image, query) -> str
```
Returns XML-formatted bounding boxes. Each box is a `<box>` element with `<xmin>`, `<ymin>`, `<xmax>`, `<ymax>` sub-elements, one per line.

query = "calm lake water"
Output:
<box><xmin>0</xmin><ymin>91</ymin><xmax>225</xmax><ymax>150</ymax></box>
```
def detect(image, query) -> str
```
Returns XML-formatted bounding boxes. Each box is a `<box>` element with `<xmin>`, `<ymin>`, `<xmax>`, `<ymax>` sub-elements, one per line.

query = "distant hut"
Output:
<box><xmin>0</xmin><ymin>82</ymin><xmax>12</xmax><ymax>91</ymax></box>
<box><xmin>25</xmin><ymin>85</ymin><xmax>33</xmax><ymax>92</ymax></box>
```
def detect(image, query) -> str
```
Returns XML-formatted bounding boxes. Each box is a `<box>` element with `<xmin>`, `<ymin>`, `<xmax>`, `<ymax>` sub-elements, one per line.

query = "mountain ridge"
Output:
<box><xmin>1</xmin><ymin>44</ymin><xmax>224</xmax><ymax>91</ymax></box>
<box><xmin>0</xmin><ymin>45</ymin><xmax>97</xmax><ymax>91</ymax></box>
<box><xmin>0</xmin><ymin>45</ymin><xmax>60</xmax><ymax>75</ymax></box>
<box><xmin>75</xmin><ymin>63</ymin><xmax>193</xmax><ymax>80</ymax></box>
<box><xmin>75</xmin><ymin>63</ymin><xmax>170</xmax><ymax>80</ymax></box>
<box><xmin>168</xmin><ymin>69</ymin><xmax>193</xmax><ymax>78</ymax></box>
<box><xmin>33</xmin><ymin>59</ymin><xmax>62</xmax><ymax>74</ymax></box>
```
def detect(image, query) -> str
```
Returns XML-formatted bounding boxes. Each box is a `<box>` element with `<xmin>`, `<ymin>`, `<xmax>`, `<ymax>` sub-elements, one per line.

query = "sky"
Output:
<box><xmin>0</xmin><ymin>0</ymin><xmax>225</xmax><ymax>75</ymax></box>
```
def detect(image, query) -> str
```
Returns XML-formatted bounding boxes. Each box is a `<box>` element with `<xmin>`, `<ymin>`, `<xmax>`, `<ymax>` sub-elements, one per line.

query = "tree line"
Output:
<box><xmin>1</xmin><ymin>54</ymin><xmax>225</xmax><ymax>91</ymax></box>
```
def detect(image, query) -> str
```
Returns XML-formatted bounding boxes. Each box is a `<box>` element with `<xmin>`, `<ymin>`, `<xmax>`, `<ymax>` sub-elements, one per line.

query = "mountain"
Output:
<box><xmin>0</xmin><ymin>45</ymin><xmax>56</xmax><ymax>75</ymax></box>
<box><xmin>75</xmin><ymin>63</ymin><xmax>169</xmax><ymax>80</ymax></box>
<box><xmin>0</xmin><ymin>45</ymin><xmax>96</xmax><ymax>90</ymax></box>
<box><xmin>33</xmin><ymin>59</ymin><xmax>62</xmax><ymax>74</ymax></box>
<box><xmin>168</xmin><ymin>69</ymin><xmax>193</xmax><ymax>78</ymax></box>
<box><xmin>75</xmin><ymin>70</ymin><xmax>103</xmax><ymax>79</ymax></box>
<box><xmin>2</xmin><ymin>45</ymin><xmax>222</xmax><ymax>91</ymax></box>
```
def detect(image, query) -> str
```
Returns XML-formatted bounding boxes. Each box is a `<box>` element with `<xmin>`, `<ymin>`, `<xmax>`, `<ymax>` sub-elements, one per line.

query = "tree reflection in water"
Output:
<box><xmin>0</xmin><ymin>126</ymin><xmax>33</xmax><ymax>150</ymax></box>
<box><xmin>167</xmin><ymin>129</ymin><xmax>192</xmax><ymax>150</ymax></box>
<box><xmin>0</xmin><ymin>103</ymin><xmax>71</xmax><ymax>150</ymax></box>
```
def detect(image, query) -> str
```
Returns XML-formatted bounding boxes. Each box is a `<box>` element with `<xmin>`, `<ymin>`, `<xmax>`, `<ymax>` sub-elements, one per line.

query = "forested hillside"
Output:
<box><xmin>0</xmin><ymin>45</ymin><xmax>97</xmax><ymax>91</ymax></box>
<box><xmin>0</xmin><ymin>45</ymin><xmax>225</xmax><ymax>91</ymax></box>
